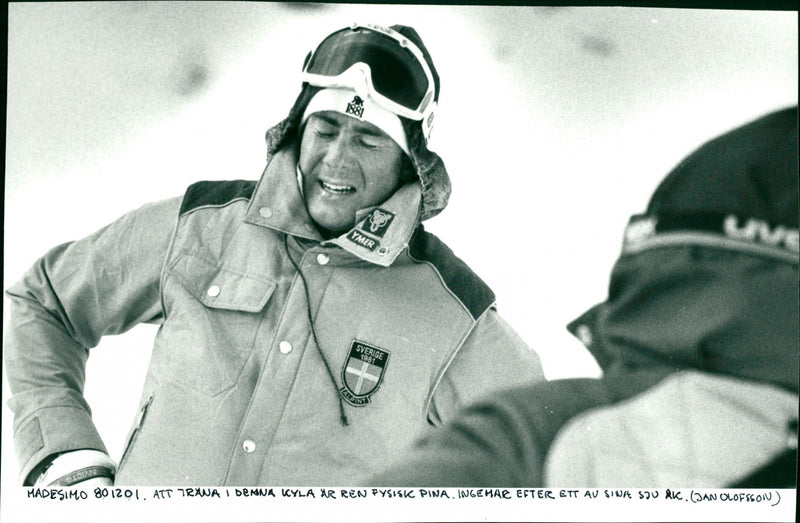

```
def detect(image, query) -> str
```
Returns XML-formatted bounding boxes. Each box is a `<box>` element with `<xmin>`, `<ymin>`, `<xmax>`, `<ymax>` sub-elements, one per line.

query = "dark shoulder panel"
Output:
<box><xmin>409</xmin><ymin>225</ymin><xmax>496</xmax><ymax>320</ymax></box>
<box><xmin>180</xmin><ymin>180</ymin><xmax>257</xmax><ymax>215</ymax></box>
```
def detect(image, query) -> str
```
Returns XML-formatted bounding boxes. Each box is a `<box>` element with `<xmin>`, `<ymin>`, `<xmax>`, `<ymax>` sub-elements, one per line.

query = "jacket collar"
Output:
<box><xmin>244</xmin><ymin>147</ymin><xmax>422</xmax><ymax>267</ymax></box>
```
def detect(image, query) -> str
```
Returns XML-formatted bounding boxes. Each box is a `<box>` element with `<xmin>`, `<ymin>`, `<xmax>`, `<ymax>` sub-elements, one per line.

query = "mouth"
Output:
<box><xmin>320</xmin><ymin>180</ymin><xmax>356</xmax><ymax>194</ymax></box>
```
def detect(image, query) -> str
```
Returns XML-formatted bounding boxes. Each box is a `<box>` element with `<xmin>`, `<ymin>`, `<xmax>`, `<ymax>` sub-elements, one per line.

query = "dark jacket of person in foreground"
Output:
<box><xmin>370</xmin><ymin>106</ymin><xmax>799</xmax><ymax>488</ymax></box>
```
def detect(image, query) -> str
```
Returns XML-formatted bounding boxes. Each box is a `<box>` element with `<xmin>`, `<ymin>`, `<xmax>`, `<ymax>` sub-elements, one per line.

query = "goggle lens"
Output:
<box><xmin>304</xmin><ymin>28</ymin><xmax>431</xmax><ymax>113</ymax></box>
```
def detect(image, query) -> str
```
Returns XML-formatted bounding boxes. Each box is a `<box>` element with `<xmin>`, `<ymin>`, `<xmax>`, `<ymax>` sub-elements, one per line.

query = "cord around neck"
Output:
<box><xmin>283</xmin><ymin>234</ymin><xmax>349</xmax><ymax>427</ymax></box>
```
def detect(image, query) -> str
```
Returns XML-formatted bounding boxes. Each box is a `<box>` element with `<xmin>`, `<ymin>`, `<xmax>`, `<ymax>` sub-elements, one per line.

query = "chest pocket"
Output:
<box><xmin>153</xmin><ymin>252</ymin><xmax>277</xmax><ymax>396</ymax></box>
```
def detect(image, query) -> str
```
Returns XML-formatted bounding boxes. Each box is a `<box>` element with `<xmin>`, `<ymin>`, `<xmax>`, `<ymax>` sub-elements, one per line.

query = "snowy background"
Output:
<box><xmin>3</xmin><ymin>3</ymin><xmax>798</xmax><ymax>520</ymax></box>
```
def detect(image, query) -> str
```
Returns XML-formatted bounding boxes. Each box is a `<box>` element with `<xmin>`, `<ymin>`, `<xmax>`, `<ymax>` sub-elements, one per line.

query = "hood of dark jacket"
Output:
<box><xmin>568</xmin><ymin>246</ymin><xmax>799</xmax><ymax>392</ymax></box>
<box><xmin>569</xmin><ymin>106</ymin><xmax>799</xmax><ymax>393</ymax></box>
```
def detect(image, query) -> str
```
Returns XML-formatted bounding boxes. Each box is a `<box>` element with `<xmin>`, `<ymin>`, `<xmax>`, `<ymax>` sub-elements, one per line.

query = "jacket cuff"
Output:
<box><xmin>36</xmin><ymin>449</ymin><xmax>116</xmax><ymax>486</ymax></box>
<box><xmin>15</xmin><ymin>406</ymin><xmax>107</xmax><ymax>485</ymax></box>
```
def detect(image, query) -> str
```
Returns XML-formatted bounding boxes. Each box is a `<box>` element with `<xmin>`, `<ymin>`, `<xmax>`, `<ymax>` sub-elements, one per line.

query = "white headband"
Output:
<box><xmin>301</xmin><ymin>88</ymin><xmax>410</xmax><ymax>155</ymax></box>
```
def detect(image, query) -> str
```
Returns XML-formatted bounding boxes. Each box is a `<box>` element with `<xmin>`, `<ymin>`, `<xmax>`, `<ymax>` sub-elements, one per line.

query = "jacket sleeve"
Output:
<box><xmin>372</xmin><ymin>377</ymin><xmax>616</xmax><ymax>487</ymax></box>
<box><xmin>373</xmin><ymin>378</ymin><xmax>595</xmax><ymax>487</ymax></box>
<box><xmin>3</xmin><ymin>197</ymin><xmax>182</xmax><ymax>484</ymax></box>
<box><xmin>427</xmin><ymin>308</ymin><xmax>546</xmax><ymax>425</ymax></box>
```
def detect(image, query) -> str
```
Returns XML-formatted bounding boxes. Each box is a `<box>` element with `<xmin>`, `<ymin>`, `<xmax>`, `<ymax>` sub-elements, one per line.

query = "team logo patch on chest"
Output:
<box><xmin>339</xmin><ymin>340</ymin><xmax>390</xmax><ymax>406</ymax></box>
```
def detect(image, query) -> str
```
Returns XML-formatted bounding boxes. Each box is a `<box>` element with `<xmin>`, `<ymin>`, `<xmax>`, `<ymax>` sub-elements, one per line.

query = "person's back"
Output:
<box><xmin>369</xmin><ymin>106</ymin><xmax>799</xmax><ymax>488</ymax></box>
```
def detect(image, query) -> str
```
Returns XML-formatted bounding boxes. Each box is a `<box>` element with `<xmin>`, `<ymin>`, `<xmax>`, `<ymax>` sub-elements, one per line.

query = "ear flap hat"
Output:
<box><xmin>265</xmin><ymin>23</ymin><xmax>450</xmax><ymax>221</ymax></box>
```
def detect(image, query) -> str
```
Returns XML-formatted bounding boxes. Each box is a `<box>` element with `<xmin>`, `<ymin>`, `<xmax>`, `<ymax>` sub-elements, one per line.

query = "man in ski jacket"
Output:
<box><xmin>4</xmin><ymin>23</ymin><xmax>544</xmax><ymax>486</ymax></box>
<box><xmin>370</xmin><ymin>106</ymin><xmax>799</xmax><ymax>487</ymax></box>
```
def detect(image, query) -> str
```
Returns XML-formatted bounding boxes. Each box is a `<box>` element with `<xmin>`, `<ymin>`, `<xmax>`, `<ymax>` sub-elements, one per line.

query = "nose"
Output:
<box><xmin>323</xmin><ymin>133</ymin><xmax>355</xmax><ymax>168</ymax></box>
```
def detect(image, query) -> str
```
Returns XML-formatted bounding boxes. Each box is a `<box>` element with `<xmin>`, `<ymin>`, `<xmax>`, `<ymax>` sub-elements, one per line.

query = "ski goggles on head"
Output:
<box><xmin>301</xmin><ymin>23</ymin><xmax>438</xmax><ymax>140</ymax></box>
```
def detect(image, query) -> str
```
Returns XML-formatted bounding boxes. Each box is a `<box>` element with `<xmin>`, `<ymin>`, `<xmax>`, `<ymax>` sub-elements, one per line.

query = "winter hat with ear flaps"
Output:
<box><xmin>264</xmin><ymin>23</ymin><xmax>450</xmax><ymax>222</ymax></box>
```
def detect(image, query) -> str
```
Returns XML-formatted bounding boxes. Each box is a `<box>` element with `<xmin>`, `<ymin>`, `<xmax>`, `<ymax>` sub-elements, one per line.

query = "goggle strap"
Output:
<box><xmin>421</xmin><ymin>101</ymin><xmax>437</xmax><ymax>143</ymax></box>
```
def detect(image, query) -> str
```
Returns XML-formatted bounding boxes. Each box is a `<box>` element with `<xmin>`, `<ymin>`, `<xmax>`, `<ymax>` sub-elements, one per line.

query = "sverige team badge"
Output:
<box><xmin>340</xmin><ymin>340</ymin><xmax>390</xmax><ymax>406</ymax></box>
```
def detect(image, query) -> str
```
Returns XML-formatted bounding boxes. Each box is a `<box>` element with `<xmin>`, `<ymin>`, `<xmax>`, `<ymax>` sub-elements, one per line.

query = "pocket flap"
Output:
<box><xmin>168</xmin><ymin>253</ymin><xmax>276</xmax><ymax>312</ymax></box>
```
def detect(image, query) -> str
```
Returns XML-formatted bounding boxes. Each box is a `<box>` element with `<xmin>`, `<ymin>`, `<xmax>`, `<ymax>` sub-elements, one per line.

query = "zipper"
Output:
<box><xmin>133</xmin><ymin>393</ymin><xmax>154</xmax><ymax>429</ymax></box>
<box><xmin>119</xmin><ymin>392</ymin><xmax>154</xmax><ymax>469</ymax></box>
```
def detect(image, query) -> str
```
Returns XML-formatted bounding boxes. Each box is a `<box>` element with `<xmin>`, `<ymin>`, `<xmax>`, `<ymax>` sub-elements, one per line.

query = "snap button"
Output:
<box><xmin>259</xmin><ymin>207</ymin><xmax>273</xmax><ymax>219</ymax></box>
<box><xmin>316</xmin><ymin>253</ymin><xmax>330</xmax><ymax>265</ymax></box>
<box><xmin>206</xmin><ymin>285</ymin><xmax>221</xmax><ymax>297</ymax></box>
<box><xmin>242</xmin><ymin>440</ymin><xmax>256</xmax><ymax>453</ymax></box>
<box><xmin>279</xmin><ymin>341</ymin><xmax>292</xmax><ymax>354</ymax></box>
<box><xmin>377</xmin><ymin>247</ymin><xmax>389</xmax><ymax>256</ymax></box>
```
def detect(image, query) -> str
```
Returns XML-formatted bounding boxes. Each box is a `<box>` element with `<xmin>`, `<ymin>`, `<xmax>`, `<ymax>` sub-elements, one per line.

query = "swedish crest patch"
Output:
<box><xmin>340</xmin><ymin>340</ymin><xmax>390</xmax><ymax>406</ymax></box>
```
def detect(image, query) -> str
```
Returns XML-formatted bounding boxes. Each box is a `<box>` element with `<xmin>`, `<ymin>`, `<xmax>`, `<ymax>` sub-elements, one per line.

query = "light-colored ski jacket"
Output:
<box><xmin>5</xmin><ymin>110</ymin><xmax>544</xmax><ymax>485</ymax></box>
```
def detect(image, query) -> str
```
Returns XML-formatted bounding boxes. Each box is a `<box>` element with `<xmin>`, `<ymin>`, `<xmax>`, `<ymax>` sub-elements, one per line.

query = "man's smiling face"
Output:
<box><xmin>299</xmin><ymin>111</ymin><xmax>406</xmax><ymax>237</ymax></box>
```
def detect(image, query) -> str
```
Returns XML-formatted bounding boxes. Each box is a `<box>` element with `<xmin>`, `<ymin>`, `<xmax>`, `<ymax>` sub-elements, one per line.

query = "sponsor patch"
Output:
<box><xmin>361</xmin><ymin>208</ymin><xmax>395</xmax><ymax>238</ymax></box>
<box><xmin>623</xmin><ymin>213</ymin><xmax>799</xmax><ymax>255</ymax></box>
<box><xmin>346</xmin><ymin>95</ymin><xmax>365</xmax><ymax>119</ymax></box>
<box><xmin>426</xmin><ymin>111</ymin><xmax>435</xmax><ymax>129</ymax></box>
<box><xmin>346</xmin><ymin>229</ymin><xmax>379</xmax><ymax>251</ymax></box>
<box><xmin>723</xmin><ymin>215</ymin><xmax>799</xmax><ymax>253</ymax></box>
<box><xmin>340</xmin><ymin>340</ymin><xmax>390</xmax><ymax>406</ymax></box>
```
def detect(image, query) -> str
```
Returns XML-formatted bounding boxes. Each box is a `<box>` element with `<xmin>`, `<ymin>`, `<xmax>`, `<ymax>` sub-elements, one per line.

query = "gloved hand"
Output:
<box><xmin>34</xmin><ymin>449</ymin><xmax>116</xmax><ymax>487</ymax></box>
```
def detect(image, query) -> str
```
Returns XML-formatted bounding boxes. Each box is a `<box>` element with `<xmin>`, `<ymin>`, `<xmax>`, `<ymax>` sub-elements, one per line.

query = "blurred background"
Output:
<box><xmin>3</xmin><ymin>1</ymin><xmax>798</xmax><ymax>511</ymax></box>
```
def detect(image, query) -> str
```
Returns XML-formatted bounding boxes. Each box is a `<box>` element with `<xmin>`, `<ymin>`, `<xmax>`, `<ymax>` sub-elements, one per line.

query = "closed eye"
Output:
<box><xmin>358</xmin><ymin>137</ymin><xmax>381</xmax><ymax>149</ymax></box>
<box><xmin>309</xmin><ymin>115</ymin><xmax>339</xmax><ymax>139</ymax></box>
